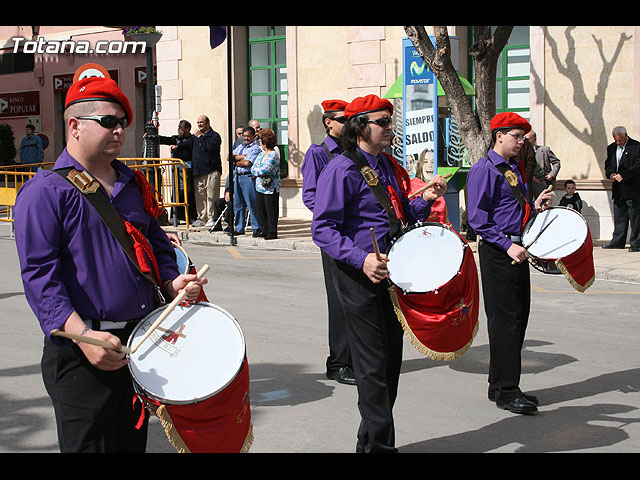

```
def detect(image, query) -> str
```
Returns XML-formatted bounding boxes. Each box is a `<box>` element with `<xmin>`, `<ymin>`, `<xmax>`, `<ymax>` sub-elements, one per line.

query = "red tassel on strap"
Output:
<box><xmin>124</xmin><ymin>220</ymin><xmax>162</xmax><ymax>286</ymax></box>
<box><xmin>387</xmin><ymin>185</ymin><xmax>406</xmax><ymax>224</ymax></box>
<box><xmin>521</xmin><ymin>203</ymin><xmax>532</xmax><ymax>231</ymax></box>
<box><xmin>133</xmin><ymin>394</ymin><xmax>148</xmax><ymax>430</ymax></box>
<box><xmin>384</xmin><ymin>152</ymin><xmax>411</xmax><ymax>197</ymax></box>
<box><xmin>517</xmin><ymin>159</ymin><xmax>528</xmax><ymax>185</ymax></box>
<box><xmin>133</xmin><ymin>170</ymin><xmax>164</xmax><ymax>218</ymax></box>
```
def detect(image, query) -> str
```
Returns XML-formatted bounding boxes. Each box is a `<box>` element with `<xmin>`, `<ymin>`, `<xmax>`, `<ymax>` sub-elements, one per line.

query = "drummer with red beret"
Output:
<box><xmin>466</xmin><ymin>112</ymin><xmax>551</xmax><ymax>415</ymax></box>
<box><xmin>14</xmin><ymin>76</ymin><xmax>207</xmax><ymax>452</ymax></box>
<box><xmin>311</xmin><ymin>94</ymin><xmax>447</xmax><ymax>452</ymax></box>
<box><xmin>302</xmin><ymin>99</ymin><xmax>357</xmax><ymax>386</ymax></box>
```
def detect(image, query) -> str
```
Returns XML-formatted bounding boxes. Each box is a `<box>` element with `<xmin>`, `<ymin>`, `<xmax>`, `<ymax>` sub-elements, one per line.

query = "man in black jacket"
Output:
<box><xmin>173</xmin><ymin>115</ymin><xmax>222</xmax><ymax>227</ymax></box>
<box><xmin>159</xmin><ymin>120</ymin><xmax>196</xmax><ymax>223</ymax></box>
<box><xmin>603</xmin><ymin>126</ymin><xmax>640</xmax><ymax>252</ymax></box>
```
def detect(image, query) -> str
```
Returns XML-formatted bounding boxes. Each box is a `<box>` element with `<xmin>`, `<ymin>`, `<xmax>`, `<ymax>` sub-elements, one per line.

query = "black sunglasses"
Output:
<box><xmin>367</xmin><ymin>117</ymin><xmax>392</xmax><ymax>127</ymax></box>
<box><xmin>76</xmin><ymin>115</ymin><xmax>128</xmax><ymax>129</ymax></box>
<box><xmin>331</xmin><ymin>116</ymin><xmax>347</xmax><ymax>124</ymax></box>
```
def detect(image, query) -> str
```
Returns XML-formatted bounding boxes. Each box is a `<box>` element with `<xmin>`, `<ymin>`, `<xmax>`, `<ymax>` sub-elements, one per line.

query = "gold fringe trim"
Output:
<box><xmin>388</xmin><ymin>285</ymin><xmax>478</xmax><ymax>361</ymax></box>
<box><xmin>154</xmin><ymin>406</ymin><xmax>255</xmax><ymax>453</ymax></box>
<box><xmin>555</xmin><ymin>259</ymin><xmax>594</xmax><ymax>293</ymax></box>
<box><xmin>239</xmin><ymin>423</ymin><xmax>254</xmax><ymax>453</ymax></box>
<box><xmin>155</xmin><ymin>405</ymin><xmax>191</xmax><ymax>453</ymax></box>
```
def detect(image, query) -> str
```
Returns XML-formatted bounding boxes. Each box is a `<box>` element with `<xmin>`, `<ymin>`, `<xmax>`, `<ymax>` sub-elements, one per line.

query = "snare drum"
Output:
<box><xmin>385</xmin><ymin>222</ymin><xmax>479</xmax><ymax>360</ymax></box>
<box><xmin>386</xmin><ymin>222</ymin><xmax>467</xmax><ymax>294</ymax></box>
<box><xmin>128</xmin><ymin>302</ymin><xmax>252</xmax><ymax>453</ymax></box>
<box><xmin>521</xmin><ymin>206</ymin><xmax>588</xmax><ymax>272</ymax></box>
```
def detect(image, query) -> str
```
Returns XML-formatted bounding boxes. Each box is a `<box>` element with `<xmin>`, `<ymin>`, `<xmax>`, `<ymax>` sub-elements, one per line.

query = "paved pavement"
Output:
<box><xmin>171</xmin><ymin>217</ymin><xmax>640</xmax><ymax>285</ymax></box>
<box><xmin>2</xmin><ymin>217</ymin><xmax>639</xmax><ymax>454</ymax></box>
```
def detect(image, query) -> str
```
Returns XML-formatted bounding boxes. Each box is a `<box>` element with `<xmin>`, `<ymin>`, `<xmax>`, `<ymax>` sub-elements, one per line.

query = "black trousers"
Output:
<box><xmin>478</xmin><ymin>239</ymin><xmax>531</xmax><ymax>404</ymax></box>
<box><xmin>610</xmin><ymin>195</ymin><xmax>640</xmax><ymax>248</ymax></box>
<box><xmin>331</xmin><ymin>260</ymin><xmax>403</xmax><ymax>453</ymax></box>
<box><xmin>255</xmin><ymin>190</ymin><xmax>279</xmax><ymax>239</ymax></box>
<box><xmin>41</xmin><ymin>325</ymin><xmax>148</xmax><ymax>453</ymax></box>
<box><xmin>321</xmin><ymin>251</ymin><xmax>352</xmax><ymax>372</ymax></box>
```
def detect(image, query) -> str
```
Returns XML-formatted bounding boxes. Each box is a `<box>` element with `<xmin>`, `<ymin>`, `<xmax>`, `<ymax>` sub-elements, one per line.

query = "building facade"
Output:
<box><xmin>2</xmin><ymin>25</ymin><xmax>639</xmax><ymax>240</ymax></box>
<box><xmin>0</xmin><ymin>26</ymin><xmax>155</xmax><ymax>161</ymax></box>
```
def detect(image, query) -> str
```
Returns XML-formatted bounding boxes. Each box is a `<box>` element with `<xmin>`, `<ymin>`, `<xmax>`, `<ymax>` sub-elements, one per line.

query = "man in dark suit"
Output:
<box><xmin>603</xmin><ymin>126</ymin><xmax>640</xmax><ymax>252</ymax></box>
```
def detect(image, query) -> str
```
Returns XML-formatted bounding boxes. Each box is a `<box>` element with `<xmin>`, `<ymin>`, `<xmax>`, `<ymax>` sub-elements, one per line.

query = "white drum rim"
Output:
<box><xmin>127</xmin><ymin>301</ymin><xmax>246</xmax><ymax>405</ymax></box>
<box><xmin>172</xmin><ymin>242</ymin><xmax>191</xmax><ymax>275</ymax></box>
<box><xmin>386</xmin><ymin>222</ymin><xmax>467</xmax><ymax>294</ymax></box>
<box><xmin>522</xmin><ymin>206</ymin><xmax>588</xmax><ymax>260</ymax></box>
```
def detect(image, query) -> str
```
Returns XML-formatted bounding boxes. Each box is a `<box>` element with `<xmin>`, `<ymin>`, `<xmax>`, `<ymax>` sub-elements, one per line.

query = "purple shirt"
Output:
<box><xmin>311</xmin><ymin>147</ymin><xmax>433</xmax><ymax>269</ymax></box>
<box><xmin>14</xmin><ymin>149</ymin><xmax>180</xmax><ymax>344</ymax></box>
<box><xmin>466</xmin><ymin>148</ymin><xmax>532</xmax><ymax>251</ymax></box>
<box><xmin>301</xmin><ymin>135</ymin><xmax>342</xmax><ymax>211</ymax></box>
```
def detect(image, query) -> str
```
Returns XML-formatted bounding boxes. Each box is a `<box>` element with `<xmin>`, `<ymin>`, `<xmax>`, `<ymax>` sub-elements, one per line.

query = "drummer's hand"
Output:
<box><xmin>362</xmin><ymin>252</ymin><xmax>389</xmax><ymax>284</ymax></box>
<box><xmin>167</xmin><ymin>273</ymin><xmax>208</xmax><ymax>302</ymax></box>
<box><xmin>534</xmin><ymin>189</ymin><xmax>553</xmax><ymax>210</ymax></box>
<box><xmin>422</xmin><ymin>175</ymin><xmax>447</xmax><ymax>202</ymax></box>
<box><xmin>78</xmin><ymin>330</ymin><xmax>129</xmax><ymax>371</ymax></box>
<box><xmin>166</xmin><ymin>232</ymin><xmax>181</xmax><ymax>245</ymax></box>
<box><xmin>507</xmin><ymin>243</ymin><xmax>529</xmax><ymax>264</ymax></box>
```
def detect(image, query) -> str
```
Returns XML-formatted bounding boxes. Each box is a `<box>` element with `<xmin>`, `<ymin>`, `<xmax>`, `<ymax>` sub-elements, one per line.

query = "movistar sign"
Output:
<box><xmin>404</xmin><ymin>49</ymin><xmax>433</xmax><ymax>85</ymax></box>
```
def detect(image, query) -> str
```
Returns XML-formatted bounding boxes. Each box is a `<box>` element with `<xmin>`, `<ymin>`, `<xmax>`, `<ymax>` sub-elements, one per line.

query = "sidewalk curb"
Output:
<box><xmin>164</xmin><ymin>223</ymin><xmax>640</xmax><ymax>285</ymax></box>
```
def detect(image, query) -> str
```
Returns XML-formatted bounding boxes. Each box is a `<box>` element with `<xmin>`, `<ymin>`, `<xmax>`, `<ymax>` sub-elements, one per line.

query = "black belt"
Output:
<box><xmin>86</xmin><ymin>319</ymin><xmax>140</xmax><ymax>331</ymax></box>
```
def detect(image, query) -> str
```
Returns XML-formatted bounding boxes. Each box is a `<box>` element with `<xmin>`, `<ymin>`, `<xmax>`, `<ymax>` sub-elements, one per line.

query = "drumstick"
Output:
<box><xmin>129</xmin><ymin>264</ymin><xmax>210</xmax><ymax>354</ymax></box>
<box><xmin>50</xmin><ymin>329</ymin><xmax>132</xmax><ymax>354</ymax></box>
<box><xmin>370</xmin><ymin>227</ymin><xmax>382</xmax><ymax>261</ymax></box>
<box><xmin>408</xmin><ymin>173</ymin><xmax>453</xmax><ymax>199</ymax></box>
<box><xmin>511</xmin><ymin>214</ymin><xmax>558</xmax><ymax>265</ymax></box>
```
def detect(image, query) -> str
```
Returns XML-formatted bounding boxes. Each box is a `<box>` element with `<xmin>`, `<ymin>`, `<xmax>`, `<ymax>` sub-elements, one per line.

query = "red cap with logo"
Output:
<box><xmin>490</xmin><ymin>112</ymin><xmax>531</xmax><ymax>134</ymax></box>
<box><xmin>321</xmin><ymin>99</ymin><xmax>348</xmax><ymax>113</ymax></box>
<box><xmin>344</xmin><ymin>94</ymin><xmax>393</xmax><ymax>119</ymax></box>
<box><xmin>65</xmin><ymin>77</ymin><xmax>133</xmax><ymax>126</ymax></box>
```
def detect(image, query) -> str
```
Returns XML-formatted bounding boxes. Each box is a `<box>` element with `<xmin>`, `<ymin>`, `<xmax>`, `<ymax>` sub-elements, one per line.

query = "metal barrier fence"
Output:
<box><xmin>119</xmin><ymin>158</ymin><xmax>190</xmax><ymax>228</ymax></box>
<box><xmin>0</xmin><ymin>158</ymin><xmax>190</xmax><ymax>237</ymax></box>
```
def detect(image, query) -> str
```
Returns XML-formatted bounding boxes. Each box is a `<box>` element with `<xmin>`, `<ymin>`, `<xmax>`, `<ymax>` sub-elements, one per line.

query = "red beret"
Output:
<box><xmin>490</xmin><ymin>112</ymin><xmax>531</xmax><ymax>134</ymax></box>
<box><xmin>65</xmin><ymin>77</ymin><xmax>133</xmax><ymax>126</ymax></box>
<box><xmin>344</xmin><ymin>94</ymin><xmax>393</xmax><ymax>119</ymax></box>
<box><xmin>321</xmin><ymin>99</ymin><xmax>348</xmax><ymax>113</ymax></box>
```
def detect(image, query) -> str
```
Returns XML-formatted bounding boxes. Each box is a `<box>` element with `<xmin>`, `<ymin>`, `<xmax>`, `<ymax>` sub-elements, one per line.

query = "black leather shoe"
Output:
<box><xmin>252</xmin><ymin>230</ymin><xmax>263</xmax><ymax>238</ymax></box>
<box><xmin>602</xmin><ymin>243</ymin><xmax>625</xmax><ymax>249</ymax></box>
<box><xmin>629</xmin><ymin>247</ymin><xmax>640</xmax><ymax>252</ymax></box>
<box><xmin>489</xmin><ymin>391</ymin><xmax>539</xmax><ymax>405</ymax></box>
<box><xmin>497</xmin><ymin>395</ymin><xmax>538</xmax><ymax>414</ymax></box>
<box><xmin>326</xmin><ymin>366</ymin><xmax>356</xmax><ymax>385</ymax></box>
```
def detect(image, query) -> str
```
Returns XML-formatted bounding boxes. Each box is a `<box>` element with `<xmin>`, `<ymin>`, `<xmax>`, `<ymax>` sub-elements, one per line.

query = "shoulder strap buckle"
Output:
<box><xmin>66</xmin><ymin>169</ymin><xmax>100</xmax><ymax>194</ymax></box>
<box><xmin>360</xmin><ymin>166</ymin><xmax>379</xmax><ymax>187</ymax></box>
<box><xmin>504</xmin><ymin>169</ymin><xmax>519</xmax><ymax>187</ymax></box>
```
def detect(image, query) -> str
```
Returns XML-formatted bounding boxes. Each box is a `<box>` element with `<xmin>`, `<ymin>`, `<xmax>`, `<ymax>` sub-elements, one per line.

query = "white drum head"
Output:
<box><xmin>386</xmin><ymin>223</ymin><xmax>466</xmax><ymax>294</ymax></box>
<box><xmin>128</xmin><ymin>302</ymin><xmax>245</xmax><ymax>405</ymax></box>
<box><xmin>522</xmin><ymin>207</ymin><xmax>588</xmax><ymax>260</ymax></box>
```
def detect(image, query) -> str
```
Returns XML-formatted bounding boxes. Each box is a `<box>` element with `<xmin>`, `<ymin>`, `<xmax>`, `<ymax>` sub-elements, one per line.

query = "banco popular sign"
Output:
<box><xmin>0</xmin><ymin>91</ymin><xmax>40</xmax><ymax>119</ymax></box>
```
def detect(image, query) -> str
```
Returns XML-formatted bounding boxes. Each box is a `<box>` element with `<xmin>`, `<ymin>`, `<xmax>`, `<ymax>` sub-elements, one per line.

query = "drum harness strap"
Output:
<box><xmin>54</xmin><ymin>167</ymin><xmax>167</xmax><ymax>307</ymax></box>
<box><xmin>320</xmin><ymin>141</ymin><xmax>336</xmax><ymax>160</ymax></box>
<box><xmin>344</xmin><ymin>148</ymin><xmax>406</xmax><ymax>240</ymax></box>
<box><xmin>492</xmin><ymin>161</ymin><xmax>533</xmax><ymax>233</ymax></box>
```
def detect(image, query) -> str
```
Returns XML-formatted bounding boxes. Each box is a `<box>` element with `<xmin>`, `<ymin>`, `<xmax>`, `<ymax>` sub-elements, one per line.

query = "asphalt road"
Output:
<box><xmin>1</xmin><ymin>226</ymin><xmax>639</xmax><ymax>453</ymax></box>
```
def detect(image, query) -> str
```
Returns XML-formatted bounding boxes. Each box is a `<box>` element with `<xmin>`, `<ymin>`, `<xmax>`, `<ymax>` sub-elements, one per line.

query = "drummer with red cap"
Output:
<box><xmin>466</xmin><ymin>112</ymin><xmax>552</xmax><ymax>415</ymax></box>
<box><xmin>302</xmin><ymin>99</ymin><xmax>356</xmax><ymax>386</ymax></box>
<box><xmin>14</xmin><ymin>76</ymin><xmax>207</xmax><ymax>452</ymax></box>
<box><xmin>311</xmin><ymin>94</ymin><xmax>447</xmax><ymax>452</ymax></box>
